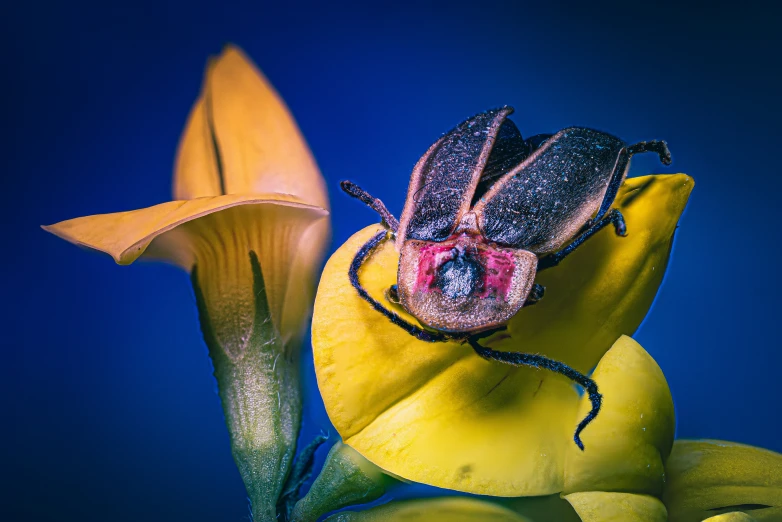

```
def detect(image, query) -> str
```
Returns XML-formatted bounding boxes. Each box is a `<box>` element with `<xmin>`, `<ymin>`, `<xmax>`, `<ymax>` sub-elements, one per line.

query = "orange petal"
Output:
<box><xmin>172</xmin><ymin>94</ymin><xmax>222</xmax><ymax>199</ymax></box>
<box><xmin>44</xmin><ymin>194</ymin><xmax>328</xmax><ymax>344</ymax></box>
<box><xmin>173</xmin><ymin>45</ymin><xmax>329</xmax><ymax>210</ymax></box>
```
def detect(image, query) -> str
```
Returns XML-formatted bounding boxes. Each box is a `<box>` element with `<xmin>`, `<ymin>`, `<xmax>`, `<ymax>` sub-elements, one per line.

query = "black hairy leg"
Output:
<box><xmin>537</xmin><ymin>209</ymin><xmax>626</xmax><ymax>271</ymax></box>
<box><xmin>349</xmin><ymin>230</ymin><xmax>447</xmax><ymax>343</ymax></box>
<box><xmin>523</xmin><ymin>284</ymin><xmax>545</xmax><ymax>307</ymax></box>
<box><xmin>468</xmin><ymin>338</ymin><xmax>601</xmax><ymax>451</ymax></box>
<box><xmin>594</xmin><ymin>139</ymin><xmax>672</xmax><ymax>223</ymax></box>
<box><xmin>349</xmin><ymin>233</ymin><xmax>599</xmax><ymax>448</ymax></box>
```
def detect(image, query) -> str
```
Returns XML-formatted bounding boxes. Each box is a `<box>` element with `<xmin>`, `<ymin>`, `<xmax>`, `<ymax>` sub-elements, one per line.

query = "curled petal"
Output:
<box><xmin>313</xmin><ymin>174</ymin><xmax>692</xmax><ymax>495</ymax></box>
<box><xmin>173</xmin><ymin>95</ymin><xmax>221</xmax><ymax>198</ymax></box>
<box><xmin>173</xmin><ymin>45</ymin><xmax>329</xmax><ymax>209</ymax></box>
<box><xmin>564</xmin><ymin>336</ymin><xmax>675</xmax><ymax>497</ymax></box>
<box><xmin>172</xmin><ymin>46</ymin><xmax>332</xmax><ymax>341</ymax></box>
<box><xmin>44</xmin><ymin>194</ymin><xmax>328</xmax><ymax>344</ymax></box>
<box><xmin>564</xmin><ymin>492</ymin><xmax>668</xmax><ymax>522</ymax></box>
<box><xmin>325</xmin><ymin>498</ymin><xmax>531</xmax><ymax>522</ymax></box>
<box><xmin>663</xmin><ymin>440</ymin><xmax>782</xmax><ymax>522</ymax></box>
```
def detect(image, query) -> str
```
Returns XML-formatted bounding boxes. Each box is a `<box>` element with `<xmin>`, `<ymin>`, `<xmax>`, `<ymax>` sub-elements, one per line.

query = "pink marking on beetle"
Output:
<box><xmin>477</xmin><ymin>248</ymin><xmax>515</xmax><ymax>299</ymax></box>
<box><xmin>414</xmin><ymin>242</ymin><xmax>455</xmax><ymax>291</ymax></box>
<box><xmin>413</xmin><ymin>234</ymin><xmax>517</xmax><ymax>300</ymax></box>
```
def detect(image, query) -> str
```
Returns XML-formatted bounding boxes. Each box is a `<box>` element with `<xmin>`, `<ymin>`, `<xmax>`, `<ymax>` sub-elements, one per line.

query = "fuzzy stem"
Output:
<box><xmin>193</xmin><ymin>251</ymin><xmax>301</xmax><ymax>521</ymax></box>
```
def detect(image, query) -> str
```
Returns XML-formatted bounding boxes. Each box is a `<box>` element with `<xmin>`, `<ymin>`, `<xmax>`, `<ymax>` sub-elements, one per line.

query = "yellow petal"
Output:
<box><xmin>325</xmin><ymin>498</ymin><xmax>532</xmax><ymax>522</ymax></box>
<box><xmin>44</xmin><ymin>194</ymin><xmax>328</xmax><ymax>344</ymax></box>
<box><xmin>563</xmin><ymin>491</ymin><xmax>668</xmax><ymax>522</ymax></box>
<box><xmin>663</xmin><ymin>440</ymin><xmax>782</xmax><ymax>522</ymax></box>
<box><xmin>701</xmin><ymin>514</ymin><xmax>758</xmax><ymax>522</ymax></box>
<box><xmin>174</xmin><ymin>45</ymin><xmax>329</xmax><ymax>209</ymax></box>
<box><xmin>314</xmin><ymin>225</ymin><xmax>579</xmax><ymax>496</ymax></box>
<box><xmin>505</xmin><ymin>174</ymin><xmax>694</xmax><ymax>372</ymax></box>
<box><xmin>312</xmin><ymin>174</ymin><xmax>692</xmax><ymax>495</ymax></box>
<box><xmin>564</xmin><ymin>336</ymin><xmax>675</xmax><ymax>497</ymax></box>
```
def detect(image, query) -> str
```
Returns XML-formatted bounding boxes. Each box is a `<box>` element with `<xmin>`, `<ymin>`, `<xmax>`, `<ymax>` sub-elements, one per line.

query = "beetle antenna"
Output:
<box><xmin>340</xmin><ymin>181</ymin><xmax>399</xmax><ymax>233</ymax></box>
<box><xmin>468</xmin><ymin>339</ymin><xmax>602</xmax><ymax>451</ymax></box>
<box><xmin>350</xmin><ymin>230</ymin><xmax>448</xmax><ymax>343</ymax></box>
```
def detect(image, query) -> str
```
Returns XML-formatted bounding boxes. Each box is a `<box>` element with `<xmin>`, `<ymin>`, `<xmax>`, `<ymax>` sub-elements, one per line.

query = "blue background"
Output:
<box><xmin>3</xmin><ymin>1</ymin><xmax>781</xmax><ymax>520</ymax></box>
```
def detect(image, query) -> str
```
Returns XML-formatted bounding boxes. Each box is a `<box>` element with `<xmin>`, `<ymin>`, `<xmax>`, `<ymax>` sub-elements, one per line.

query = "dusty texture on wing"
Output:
<box><xmin>475</xmin><ymin>128</ymin><xmax>625</xmax><ymax>253</ymax></box>
<box><xmin>472</xmin><ymin>118</ymin><xmax>531</xmax><ymax>204</ymax></box>
<box><xmin>396</xmin><ymin>107</ymin><xmax>513</xmax><ymax>249</ymax></box>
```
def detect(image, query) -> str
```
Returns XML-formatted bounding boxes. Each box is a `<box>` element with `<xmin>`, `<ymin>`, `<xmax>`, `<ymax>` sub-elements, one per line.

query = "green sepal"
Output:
<box><xmin>290</xmin><ymin>441</ymin><xmax>397</xmax><ymax>522</ymax></box>
<box><xmin>278</xmin><ymin>433</ymin><xmax>330</xmax><ymax>520</ymax></box>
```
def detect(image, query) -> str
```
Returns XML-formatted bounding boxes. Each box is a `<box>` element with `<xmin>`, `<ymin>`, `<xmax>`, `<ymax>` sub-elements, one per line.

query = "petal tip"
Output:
<box><xmin>677</xmin><ymin>172</ymin><xmax>695</xmax><ymax>191</ymax></box>
<box><xmin>42</xmin><ymin>220</ymin><xmax>127</xmax><ymax>264</ymax></box>
<box><xmin>218</xmin><ymin>43</ymin><xmax>248</xmax><ymax>60</ymax></box>
<box><xmin>661</xmin><ymin>172</ymin><xmax>695</xmax><ymax>193</ymax></box>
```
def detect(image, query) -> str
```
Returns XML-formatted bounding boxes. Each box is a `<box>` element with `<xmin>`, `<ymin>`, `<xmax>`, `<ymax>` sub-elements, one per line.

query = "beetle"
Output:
<box><xmin>340</xmin><ymin>106</ymin><xmax>671</xmax><ymax>449</ymax></box>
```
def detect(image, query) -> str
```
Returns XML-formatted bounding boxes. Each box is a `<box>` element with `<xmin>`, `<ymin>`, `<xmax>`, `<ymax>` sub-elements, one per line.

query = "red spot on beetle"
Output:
<box><xmin>414</xmin><ymin>233</ymin><xmax>516</xmax><ymax>300</ymax></box>
<box><xmin>480</xmin><ymin>249</ymin><xmax>515</xmax><ymax>299</ymax></box>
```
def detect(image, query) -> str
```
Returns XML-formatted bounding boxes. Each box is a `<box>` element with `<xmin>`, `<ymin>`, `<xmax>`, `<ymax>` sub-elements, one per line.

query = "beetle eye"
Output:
<box><xmin>386</xmin><ymin>284</ymin><xmax>401</xmax><ymax>304</ymax></box>
<box><xmin>436</xmin><ymin>254</ymin><xmax>483</xmax><ymax>298</ymax></box>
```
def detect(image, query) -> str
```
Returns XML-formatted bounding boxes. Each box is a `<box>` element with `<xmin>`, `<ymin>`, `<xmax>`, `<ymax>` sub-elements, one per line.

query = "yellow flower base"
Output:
<box><xmin>313</xmin><ymin>174</ymin><xmax>693</xmax><ymax>496</ymax></box>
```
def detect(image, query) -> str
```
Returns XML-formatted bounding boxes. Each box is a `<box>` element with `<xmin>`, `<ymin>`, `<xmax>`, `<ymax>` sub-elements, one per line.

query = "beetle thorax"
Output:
<box><xmin>397</xmin><ymin>232</ymin><xmax>538</xmax><ymax>333</ymax></box>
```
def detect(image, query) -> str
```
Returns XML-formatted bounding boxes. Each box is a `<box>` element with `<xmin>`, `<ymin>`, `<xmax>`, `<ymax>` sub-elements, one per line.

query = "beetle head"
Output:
<box><xmin>397</xmin><ymin>233</ymin><xmax>537</xmax><ymax>333</ymax></box>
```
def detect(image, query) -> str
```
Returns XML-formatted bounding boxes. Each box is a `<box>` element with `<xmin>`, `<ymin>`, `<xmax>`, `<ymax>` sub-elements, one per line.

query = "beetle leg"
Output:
<box><xmin>340</xmin><ymin>180</ymin><xmax>399</xmax><ymax>233</ymax></box>
<box><xmin>628</xmin><ymin>140</ymin><xmax>672</xmax><ymax>165</ymax></box>
<box><xmin>537</xmin><ymin>209</ymin><xmax>626</xmax><ymax>271</ymax></box>
<box><xmin>595</xmin><ymin>140</ymin><xmax>672</xmax><ymax>222</ymax></box>
<box><xmin>468</xmin><ymin>338</ymin><xmax>601</xmax><ymax>451</ymax></box>
<box><xmin>349</xmin><ymin>230</ymin><xmax>448</xmax><ymax>343</ymax></box>
<box><xmin>523</xmin><ymin>284</ymin><xmax>545</xmax><ymax>307</ymax></box>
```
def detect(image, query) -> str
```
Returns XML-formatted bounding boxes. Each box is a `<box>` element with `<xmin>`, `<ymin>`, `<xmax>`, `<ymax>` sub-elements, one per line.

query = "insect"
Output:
<box><xmin>341</xmin><ymin>106</ymin><xmax>671</xmax><ymax>449</ymax></box>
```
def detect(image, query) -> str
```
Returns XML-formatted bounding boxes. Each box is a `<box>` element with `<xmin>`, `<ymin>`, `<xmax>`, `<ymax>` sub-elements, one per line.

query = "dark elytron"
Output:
<box><xmin>341</xmin><ymin>106</ymin><xmax>671</xmax><ymax>450</ymax></box>
<box><xmin>478</xmin><ymin>127</ymin><xmax>627</xmax><ymax>252</ymax></box>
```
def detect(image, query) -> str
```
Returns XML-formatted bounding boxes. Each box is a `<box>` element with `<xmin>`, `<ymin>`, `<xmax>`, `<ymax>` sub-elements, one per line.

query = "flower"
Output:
<box><xmin>312</xmin><ymin>174</ymin><xmax>691</xmax><ymax>496</ymax></box>
<box><xmin>303</xmin><ymin>326</ymin><xmax>780</xmax><ymax>521</ymax></box>
<box><xmin>297</xmin><ymin>335</ymin><xmax>673</xmax><ymax>520</ymax></box>
<box><xmin>43</xmin><ymin>46</ymin><xmax>330</xmax><ymax>521</ymax></box>
<box><xmin>316</xmin><ymin>434</ymin><xmax>782</xmax><ymax>522</ymax></box>
<box><xmin>44</xmin><ymin>45</ymin><xmax>329</xmax><ymax>347</ymax></box>
<box><xmin>663</xmin><ymin>439</ymin><xmax>782</xmax><ymax>521</ymax></box>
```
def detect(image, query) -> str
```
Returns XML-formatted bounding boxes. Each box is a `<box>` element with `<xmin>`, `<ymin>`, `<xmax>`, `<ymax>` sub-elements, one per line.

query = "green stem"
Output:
<box><xmin>193</xmin><ymin>251</ymin><xmax>301</xmax><ymax>521</ymax></box>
